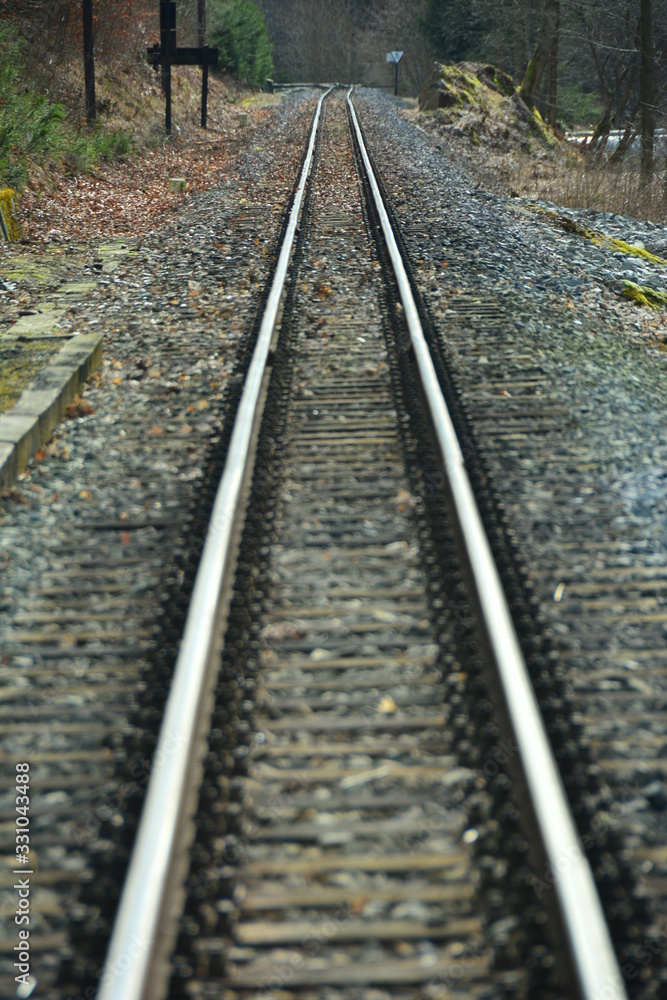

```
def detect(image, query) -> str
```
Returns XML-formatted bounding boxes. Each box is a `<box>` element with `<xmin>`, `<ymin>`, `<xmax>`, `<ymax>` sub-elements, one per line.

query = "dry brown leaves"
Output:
<box><xmin>17</xmin><ymin>72</ymin><xmax>276</xmax><ymax>245</ymax></box>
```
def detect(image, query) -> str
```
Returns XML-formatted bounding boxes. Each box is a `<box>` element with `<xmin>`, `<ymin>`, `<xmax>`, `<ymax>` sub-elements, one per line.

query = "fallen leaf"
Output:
<box><xmin>149</xmin><ymin>426</ymin><xmax>166</xmax><ymax>436</ymax></box>
<box><xmin>66</xmin><ymin>397</ymin><xmax>95</xmax><ymax>418</ymax></box>
<box><xmin>395</xmin><ymin>489</ymin><xmax>415</xmax><ymax>512</ymax></box>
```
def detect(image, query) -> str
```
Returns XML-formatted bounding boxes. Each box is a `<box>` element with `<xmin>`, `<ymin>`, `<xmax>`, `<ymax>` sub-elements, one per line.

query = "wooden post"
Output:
<box><xmin>160</xmin><ymin>0</ymin><xmax>176</xmax><ymax>134</ymax></box>
<box><xmin>199</xmin><ymin>0</ymin><xmax>208</xmax><ymax>129</ymax></box>
<box><xmin>201</xmin><ymin>59</ymin><xmax>209</xmax><ymax>129</ymax></box>
<box><xmin>83</xmin><ymin>0</ymin><xmax>96</xmax><ymax>124</ymax></box>
<box><xmin>148</xmin><ymin>2</ymin><xmax>217</xmax><ymax>135</ymax></box>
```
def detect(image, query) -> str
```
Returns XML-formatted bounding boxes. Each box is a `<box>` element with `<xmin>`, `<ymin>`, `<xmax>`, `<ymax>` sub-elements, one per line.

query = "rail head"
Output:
<box><xmin>97</xmin><ymin>87</ymin><xmax>333</xmax><ymax>1000</ymax></box>
<box><xmin>346</xmin><ymin>89</ymin><xmax>628</xmax><ymax>1000</ymax></box>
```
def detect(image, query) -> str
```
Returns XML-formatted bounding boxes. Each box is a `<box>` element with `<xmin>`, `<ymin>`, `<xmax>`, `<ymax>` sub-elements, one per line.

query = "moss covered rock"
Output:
<box><xmin>418</xmin><ymin>62</ymin><xmax>515</xmax><ymax>112</ymax></box>
<box><xmin>418</xmin><ymin>61</ymin><xmax>560</xmax><ymax>158</ymax></box>
<box><xmin>0</xmin><ymin>188</ymin><xmax>22</xmax><ymax>242</ymax></box>
<box><xmin>622</xmin><ymin>281</ymin><xmax>667</xmax><ymax>309</ymax></box>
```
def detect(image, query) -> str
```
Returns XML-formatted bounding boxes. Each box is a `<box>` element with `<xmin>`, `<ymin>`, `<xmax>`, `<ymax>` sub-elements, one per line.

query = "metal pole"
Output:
<box><xmin>160</xmin><ymin>0</ymin><xmax>175</xmax><ymax>134</ymax></box>
<box><xmin>199</xmin><ymin>0</ymin><xmax>208</xmax><ymax>129</ymax></box>
<box><xmin>347</xmin><ymin>89</ymin><xmax>628</xmax><ymax>1000</ymax></box>
<box><xmin>164</xmin><ymin>61</ymin><xmax>172</xmax><ymax>133</ymax></box>
<box><xmin>201</xmin><ymin>60</ymin><xmax>209</xmax><ymax>129</ymax></box>
<box><xmin>83</xmin><ymin>0</ymin><xmax>96</xmax><ymax>123</ymax></box>
<box><xmin>97</xmin><ymin>89</ymin><xmax>334</xmax><ymax>1000</ymax></box>
<box><xmin>394</xmin><ymin>60</ymin><xmax>399</xmax><ymax>96</ymax></box>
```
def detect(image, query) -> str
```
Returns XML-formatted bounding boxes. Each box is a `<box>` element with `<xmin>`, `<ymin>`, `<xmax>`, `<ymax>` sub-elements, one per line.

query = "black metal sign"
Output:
<box><xmin>147</xmin><ymin>1</ymin><xmax>218</xmax><ymax>132</ymax></box>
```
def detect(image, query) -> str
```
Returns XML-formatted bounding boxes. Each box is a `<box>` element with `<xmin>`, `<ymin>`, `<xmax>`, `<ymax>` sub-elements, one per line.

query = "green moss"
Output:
<box><xmin>437</xmin><ymin>64</ymin><xmax>484</xmax><ymax>105</ymax></box>
<box><xmin>622</xmin><ymin>282</ymin><xmax>652</xmax><ymax>307</ymax></box>
<box><xmin>529</xmin><ymin>107</ymin><xmax>557</xmax><ymax>148</ymax></box>
<box><xmin>606</xmin><ymin>238</ymin><xmax>667</xmax><ymax>265</ymax></box>
<box><xmin>443</xmin><ymin>82</ymin><xmax>462</xmax><ymax>105</ymax></box>
<box><xmin>0</xmin><ymin>341</ymin><xmax>61</xmax><ymax>413</ymax></box>
<box><xmin>622</xmin><ymin>280</ymin><xmax>667</xmax><ymax>309</ymax></box>
<box><xmin>462</xmin><ymin>71</ymin><xmax>482</xmax><ymax>93</ymax></box>
<box><xmin>0</xmin><ymin>188</ymin><xmax>22</xmax><ymax>241</ymax></box>
<box><xmin>542</xmin><ymin>210</ymin><xmax>667</xmax><ymax>267</ymax></box>
<box><xmin>492</xmin><ymin>71</ymin><xmax>514</xmax><ymax>96</ymax></box>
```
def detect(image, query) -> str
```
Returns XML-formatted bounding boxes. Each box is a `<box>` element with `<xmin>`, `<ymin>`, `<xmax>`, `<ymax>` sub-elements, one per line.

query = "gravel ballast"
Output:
<box><xmin>2</xmin><ymin>84</ymin><xmax>667</xmax><ymax>998</ymax></box>
<box><xmin>357</xmin><ymin>88</ymin><xmax>667</xmax><ymax>997</ymax></box>
<box><xmin>0</xmin><ymin>90</ymin><xmax>320</xmax><ymax>999</ymax></box>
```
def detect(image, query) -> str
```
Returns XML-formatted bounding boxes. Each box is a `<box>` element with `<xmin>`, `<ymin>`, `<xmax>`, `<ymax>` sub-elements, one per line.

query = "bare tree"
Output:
<box><xmin>639</xmin><ymin>0</ymin><xmax>655</xmax><ymax>175</ymax></box>
<box><xmin>259</xmin><ymin>0</ymin><xmax>431</xmax><ymax>90</ymax></box>
<box><xmin>519</xmin><ymin>0</ymin><xmax>560</xmax><ymax>117</ymax></box>
<box><xmin>566</xmin><ymin>0</ymin><xmax>663</xmax><ymax>162</ymax></box>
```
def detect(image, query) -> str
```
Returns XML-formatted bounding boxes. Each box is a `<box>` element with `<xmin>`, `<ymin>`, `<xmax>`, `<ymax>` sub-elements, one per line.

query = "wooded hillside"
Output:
<box><xmin>258</xmin><ymin>0</ymin><xmax>667</xmax><ymax>174</ymax></box>
<box><xmin>1</xmin><ymin>0</ymin><xmax>666</xmax><ymax>183</ymax></box>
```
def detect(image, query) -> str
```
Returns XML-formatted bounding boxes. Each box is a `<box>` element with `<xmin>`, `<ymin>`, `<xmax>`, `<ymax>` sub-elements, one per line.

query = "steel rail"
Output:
<box><xmin>346</xmin><ymin>90</ymin><xmax>628</xmax><ymax>1000</ymax></box>
<box><xmin>98</xmin><ymin>87</ymin><xmax>333</xmax><ymax>1000</ymax></box>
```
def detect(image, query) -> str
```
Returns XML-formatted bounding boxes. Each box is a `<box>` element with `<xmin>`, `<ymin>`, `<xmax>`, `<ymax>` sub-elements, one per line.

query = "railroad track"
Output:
<box><xmin>79</xmin><ymin>87</ymin><xmax>636</xmax><ymax>1000</ymax></box>
<box><xmin>0</xmin><ymin>95</ymin><xmax>319</xmax><ymax>999</ymax></box>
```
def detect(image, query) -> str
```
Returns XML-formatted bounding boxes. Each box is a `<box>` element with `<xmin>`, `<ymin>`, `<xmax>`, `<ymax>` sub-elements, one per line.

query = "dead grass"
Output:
<box><xmin>513</xmin><ymin>155</ymin><xmax>667</xmax><ymax>225</ymax></box>
<box><xmin>415</xmin><ymin>62</ymin><xmax>667</xmax><ymax>226</ymax></box>
<box><xmin>17</xmin><ymin>62</ymin><xmax>275</xmax><ymax>243</ymax></box>
<box><xmin>44</xmin><ymin>59</ymin><xmax>251</xmax><ymax>153</ymax></box>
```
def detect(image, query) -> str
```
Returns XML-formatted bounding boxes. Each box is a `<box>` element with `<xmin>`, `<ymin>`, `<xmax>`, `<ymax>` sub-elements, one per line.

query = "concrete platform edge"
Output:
<box><xmin>0</xmin><ymin>332</ymin><xmax>103</xmax><ymax>490</ymax></box>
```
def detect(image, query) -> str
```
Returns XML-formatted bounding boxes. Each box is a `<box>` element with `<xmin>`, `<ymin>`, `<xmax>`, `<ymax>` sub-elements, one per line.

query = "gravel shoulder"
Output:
<box><xmin>358</xmin><ymin>88</ymin><xmax>667</xmax><ymax>996</ymax></box>
<box><xmin>0</xmin><ymin>90</ymin><xmax>296</xmax><ymax>466</ymax></box>
<box><xmin>3</xmin><ymin>84</ymin><xmax>667</xmax><ymax>996</ymax></box>
<box><xmin>0</xmin><ymin>88</ymin><xmax>320</xmax><ymax>999</ymax></box>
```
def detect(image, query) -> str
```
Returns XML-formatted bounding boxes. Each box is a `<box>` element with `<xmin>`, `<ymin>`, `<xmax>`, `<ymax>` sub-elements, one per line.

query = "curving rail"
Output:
<box><xmin>96</xmin><ymin>87</ymin><xmax>629</xmax><ymax>1000</ymax></box>
<box><xmin>97</xmin><ymin>86</ymin><xmax>332</xmax><ymax>1000</ymax></box>
<box><xmin>346</xmin><ymin>89</ymin><xmax>627</xmax><ymax>1000</ymax></box>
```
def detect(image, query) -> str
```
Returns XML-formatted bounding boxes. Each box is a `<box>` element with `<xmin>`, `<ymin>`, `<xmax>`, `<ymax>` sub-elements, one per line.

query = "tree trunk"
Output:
<box><xmin>639</xmin><ymin>0</ymin><xmax>655</xmax><ymax>178</ymax></box>
<box><xmin>198</xmin><ymin>0</ymin><xmax>206</xmax><ymax>47</ymax></box>
<box><xmin>512</xmin><ymin>0</ymin><xmax>524</xmax><ymax>83</ymax></box>
<box><xmin>547</xmin><ymin>0</ymin><xmax>559</xmax><ymax>126</ymax></box>
<box><xmin>82</xmin><ymin>0</ymin><xmax>96</xmax><ymax>124</ymax></box>
<box><xmin>608</xmin><ymin>122</ymin><xmax>638</xmax><ymax>164</ymax></box>
<box><xmin>519</xmin><ymin>0</ymin><xmax>559</xmax><ymax>110</ymax></box>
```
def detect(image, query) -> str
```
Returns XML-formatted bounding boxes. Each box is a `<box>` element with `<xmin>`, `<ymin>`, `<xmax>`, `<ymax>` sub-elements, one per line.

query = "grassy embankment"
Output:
<box><xmin>420</xmin><ymin>62</ymin><xmax>667</xmax><ymax>226</ymax></box>
<box><xmin>0</xmin><ymin>22</ymin><xmax>133</xmax><ymax>191</ymax></box>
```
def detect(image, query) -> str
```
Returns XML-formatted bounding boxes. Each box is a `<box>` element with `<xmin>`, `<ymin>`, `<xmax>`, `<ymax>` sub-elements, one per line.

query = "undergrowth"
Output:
<box><xmin>0</xmin><ymin>22</ymin><xmax>132</xmax><ymax>189</ymax></box>
<box><xmin>516</xmin><ymin>142</ymin><xmax>667</xmax><ymax>225</ymax></box>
